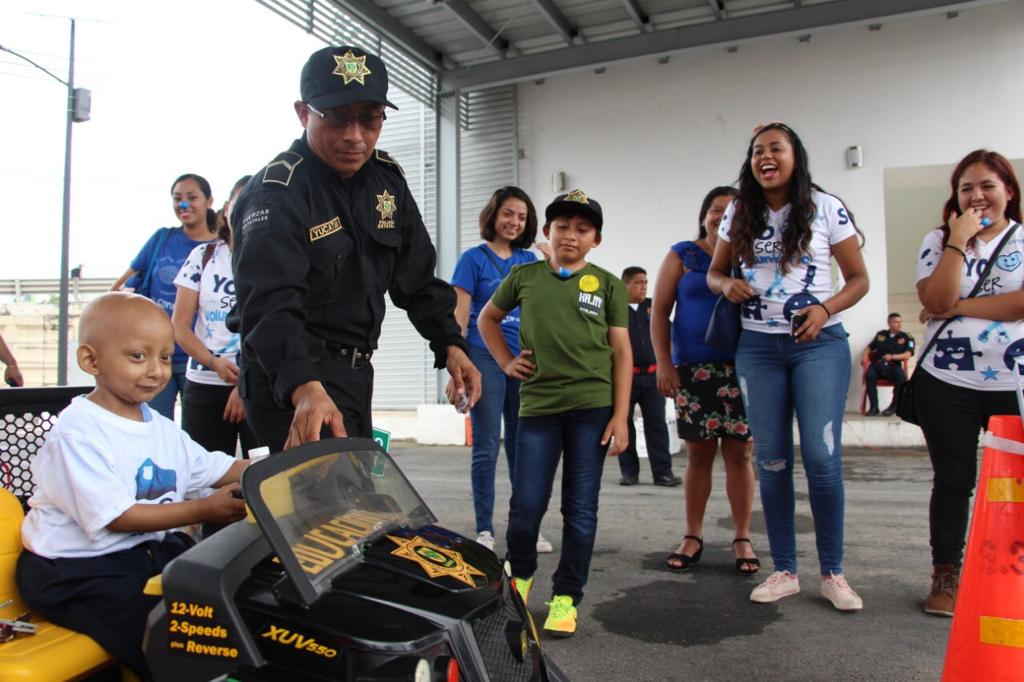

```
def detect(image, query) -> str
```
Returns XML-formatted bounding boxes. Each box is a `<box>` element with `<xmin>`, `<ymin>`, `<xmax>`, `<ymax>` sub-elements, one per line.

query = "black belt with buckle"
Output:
<box><xmin>327</xmin><ymin>344</ymin><xmax>373</xmax><ymax>367</ymax></box>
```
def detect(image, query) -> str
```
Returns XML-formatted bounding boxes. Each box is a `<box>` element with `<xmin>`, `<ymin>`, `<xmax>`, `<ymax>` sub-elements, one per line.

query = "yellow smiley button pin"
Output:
<box><xmin>579</xmin><ymin>275</ymin><xmax>599</xmax><ymax>293</ymax></box>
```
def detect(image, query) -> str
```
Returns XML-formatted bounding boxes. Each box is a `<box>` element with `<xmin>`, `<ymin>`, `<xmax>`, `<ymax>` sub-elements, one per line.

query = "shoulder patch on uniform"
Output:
<box><xmin>263</xmin><ymin>151</ymin><xmax>304</xmax><ymax>187</ymax></box>
<box><xmin>374</xmin><ymin>149</ymin><xmax>405</xmax><ymax>179</ymax></box>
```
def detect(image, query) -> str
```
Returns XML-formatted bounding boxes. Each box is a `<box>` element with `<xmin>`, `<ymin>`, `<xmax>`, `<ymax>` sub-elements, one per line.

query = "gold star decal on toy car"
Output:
<box><xmin>333</xmin><ymin>50</ymin><xmax>372</xmax><ymax>85</ymax></box>
<box><xmin>387</xmin><ymin>535</ymin><xmax>485</xmax><ymax>587</ymax></box>
<box><xmin>564</xmin><ymin>188</ymin><xmax>589</xmax><ymax>204</ymax></box>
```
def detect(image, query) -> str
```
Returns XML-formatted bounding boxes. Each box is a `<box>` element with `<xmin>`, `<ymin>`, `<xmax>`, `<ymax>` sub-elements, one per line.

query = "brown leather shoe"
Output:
<box><xmin>924</xmin><ymin>564</ymin><xmax>959</xmax><ymax>617</ymax></box>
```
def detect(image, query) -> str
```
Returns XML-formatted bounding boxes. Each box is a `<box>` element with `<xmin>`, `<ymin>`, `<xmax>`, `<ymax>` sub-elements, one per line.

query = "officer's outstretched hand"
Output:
<box><xmin>446</xmin><ymin>346</ymin><xmax>482</xmax><ymax>412</ymax></box>
<box><xmin>286</xmin><ymin>381</ymin><xmax>347</xmax><ymax>449</ymax></box>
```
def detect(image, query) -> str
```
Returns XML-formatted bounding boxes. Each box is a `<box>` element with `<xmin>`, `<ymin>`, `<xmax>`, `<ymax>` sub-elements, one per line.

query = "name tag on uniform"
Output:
<box><xmin>309</xmin><ymin>217</ymin><xmax>343</xmax><ymax>242</ymax></box>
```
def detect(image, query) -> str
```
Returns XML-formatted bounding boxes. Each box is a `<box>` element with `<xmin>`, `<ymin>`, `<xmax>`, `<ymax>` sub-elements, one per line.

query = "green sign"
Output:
<box><xmin>372</xmin><ymin>427</ymin><xmax>391</xmax><ymax>452</ymax></box>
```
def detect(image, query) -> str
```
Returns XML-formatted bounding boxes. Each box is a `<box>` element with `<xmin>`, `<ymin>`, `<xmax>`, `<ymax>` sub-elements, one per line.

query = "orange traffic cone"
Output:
<box><xmin>942</xmin><ymin>415</ymin><xmax>1024</xmax><ymax>681</ymax></box>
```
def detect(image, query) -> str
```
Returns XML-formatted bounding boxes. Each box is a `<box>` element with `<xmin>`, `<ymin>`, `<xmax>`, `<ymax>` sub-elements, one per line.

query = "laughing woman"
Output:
<box><xmin>707</xmin><ymin>123</ymin><xmax>869</xmax><ymax>610</ymax></box>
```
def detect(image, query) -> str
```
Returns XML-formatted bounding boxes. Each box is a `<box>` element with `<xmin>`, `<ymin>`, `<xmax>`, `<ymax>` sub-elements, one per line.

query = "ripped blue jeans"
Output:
<box><xmin>735</xmin><ymin>325</ymin><xmax>850</xmax><ymax>576</ymax></box>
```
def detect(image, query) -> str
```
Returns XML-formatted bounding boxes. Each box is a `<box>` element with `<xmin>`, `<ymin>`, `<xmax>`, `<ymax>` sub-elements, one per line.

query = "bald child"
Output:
<box><xmin>17</xmin><ymin>292</ymin><xmax>247</xmax><ymax>676</ymax></box>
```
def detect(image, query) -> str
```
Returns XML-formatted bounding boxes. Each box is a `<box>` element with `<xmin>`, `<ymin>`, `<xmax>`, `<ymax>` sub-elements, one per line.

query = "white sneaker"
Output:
<box><xmin>750</xmin><ymin>571</ymin><xmax>800</xmax><ymax>603</ymax></box>
<box><xmin>536</xmin><ymin>533</ymin><xmax>553</xmax><ymax>553</ymax></box>
<box><xmin>475</xmin><ymin>530</ymin><xmax>496</xmax><ymax>551</ymax></box>
<box><xmin>820</xmin><ymin>572</ymin><xmax>863</xmax><ymax>611</ymax></box>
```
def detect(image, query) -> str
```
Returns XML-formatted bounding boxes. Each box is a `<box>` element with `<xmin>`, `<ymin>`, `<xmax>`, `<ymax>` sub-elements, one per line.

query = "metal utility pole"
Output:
<box><xmin>57</xmin><ymin>18</ymin><xmax>75</xmax><ymax>385</ymax></box>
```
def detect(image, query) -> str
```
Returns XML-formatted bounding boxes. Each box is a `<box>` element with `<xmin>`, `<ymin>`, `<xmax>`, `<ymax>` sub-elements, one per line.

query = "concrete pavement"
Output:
<box><xmin>389</xmin><ymin>442</ymin><xmax>951</xmax><ymax>682</ymax></box>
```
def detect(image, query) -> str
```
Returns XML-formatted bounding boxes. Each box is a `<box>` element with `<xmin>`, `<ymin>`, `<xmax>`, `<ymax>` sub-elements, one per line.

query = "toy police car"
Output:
<box><xmin>143</xmin><ymin>438</ymin><xmax>568</xmax><ymax>681</ymax></box>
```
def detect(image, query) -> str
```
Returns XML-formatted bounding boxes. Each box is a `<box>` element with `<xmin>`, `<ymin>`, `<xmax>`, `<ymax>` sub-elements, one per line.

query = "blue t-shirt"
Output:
<box><xmin>129</xmin><ymin>227</ymin><xmax>212</xmax><ymax>365</ymax></box>
<box><xmin>671</xmin><ymin>240</ymin><xmax>735</xmax><ymax>365</ymax></box>
<box><xmin>451</xmin><ymin>244</ymin><xmax>536</xmax><ymax>354</ymax></box>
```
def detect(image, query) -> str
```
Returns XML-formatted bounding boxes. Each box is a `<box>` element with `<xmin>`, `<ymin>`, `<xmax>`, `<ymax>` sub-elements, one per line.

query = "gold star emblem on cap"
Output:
<box><xmin>387</xmin><ymin>535</ymin><xmax>485</xmax><ymax>587</ymax></box>
<box><xmin>376</xmin><ymin>190</ymin><xmax>397</xmax><ymax>220</ymax></box>
<box><xmin>332</xmin><ymin>50</ymin><xmax>372</xmax><ymax>85</ymax></box>
<box><xmin>564</xmin><ymin>189</ymin><xmax>589</xmax><ymax>204</ymax></box>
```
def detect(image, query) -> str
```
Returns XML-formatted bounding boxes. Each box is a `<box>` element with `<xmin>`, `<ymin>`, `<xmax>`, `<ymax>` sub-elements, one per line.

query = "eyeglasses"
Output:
<box><xmin>306</xmin><ymin>104</ymin><xmax>387</xmax><ymax>131</ymax></box>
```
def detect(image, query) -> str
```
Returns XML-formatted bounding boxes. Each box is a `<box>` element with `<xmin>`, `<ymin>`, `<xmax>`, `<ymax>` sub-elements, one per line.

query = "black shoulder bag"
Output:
<box><xmin>896</xmin><ymin>225</ymin><xmax>1019</xmax><ymax>425</ymax></box>
<box><xmin>704</xmin><ymin>266</ymin><xmax>744</xmax><ymax>353</ymax></box>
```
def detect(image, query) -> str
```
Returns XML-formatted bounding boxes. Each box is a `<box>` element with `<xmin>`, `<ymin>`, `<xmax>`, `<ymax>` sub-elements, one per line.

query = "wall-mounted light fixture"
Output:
<box><xmin>552</xmin><ymin>171</ymin><xmax>566</xmax><ymax>192</ymax></box>
<box><xmin>846</xmin><ymin>145</ymin><xmax>863</xmax><ymax>169</ymax></box>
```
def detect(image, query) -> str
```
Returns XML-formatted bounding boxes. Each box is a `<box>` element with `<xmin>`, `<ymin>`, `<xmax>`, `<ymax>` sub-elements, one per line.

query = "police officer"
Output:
<box><xmin>231</xmin><ymin>45</ymin><xmax>480</xmax><ymax>451</ymax></box>
<box><xmin>863</xmin><ymin>312</ymin><xmax>915</xmax><ymax>416</ymax></box>
<box><xmin>617</xmin><ymin>266</ymin><xmax>680</xmax><ymax>487</ymax></box>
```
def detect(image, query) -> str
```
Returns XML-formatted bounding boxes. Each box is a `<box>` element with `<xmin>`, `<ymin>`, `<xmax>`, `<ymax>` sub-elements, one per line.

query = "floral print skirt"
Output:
<box><xmin>674</xmin><ymin>362</ymin><xmax>751</xmax><ymax>442</ymax></box>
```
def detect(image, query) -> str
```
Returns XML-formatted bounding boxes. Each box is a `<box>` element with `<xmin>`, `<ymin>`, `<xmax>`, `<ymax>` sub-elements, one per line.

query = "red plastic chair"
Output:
<box><xmin>860</xmin><ymin>355</ymin><xmax>911</xmax><ymax>415</ymax></box>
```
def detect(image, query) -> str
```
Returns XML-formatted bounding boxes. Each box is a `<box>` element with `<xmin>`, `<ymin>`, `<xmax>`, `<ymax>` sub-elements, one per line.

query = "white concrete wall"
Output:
<box><xmin>514</xmin><ymin>1</ymin><xmax>1024</xmax><ymax>408</ymax></box>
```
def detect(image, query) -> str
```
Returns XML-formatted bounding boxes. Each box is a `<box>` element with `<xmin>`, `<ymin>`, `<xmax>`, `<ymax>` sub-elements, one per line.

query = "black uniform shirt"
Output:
<box><xmin>627</xmin><ymin>298</ymin><xmax>657</xmax><ymax>368</ymax></box>
<box><xmin>231</xmin><ymin>137</ymin><xmax>465</xmax><ymax>406</ymax></box>
<box><xmin>868</xmin><ymin>329</ymin><xmax>915</xmax><ymax>363</ymax></box>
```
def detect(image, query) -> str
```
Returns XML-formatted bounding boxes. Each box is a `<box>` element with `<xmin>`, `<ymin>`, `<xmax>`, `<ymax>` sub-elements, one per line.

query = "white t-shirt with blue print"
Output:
<box><xmin>22</xmin><ymin>396</ymin><xmax>235</xmax><ymax>558</ymax></box>
<box><xmin>718</xmin><ymin>190</ymin><xmax>857</xmax><ymax>334</ymax></box>
<box><xmin>174</xmin><ymin>241</ymin><xmax>241</xmax><ymax>386</ymax></box>
<box><xmin>915</xmin><ymin>222</ymin><xmax>1024</xmax><ymax>391</ymax></box>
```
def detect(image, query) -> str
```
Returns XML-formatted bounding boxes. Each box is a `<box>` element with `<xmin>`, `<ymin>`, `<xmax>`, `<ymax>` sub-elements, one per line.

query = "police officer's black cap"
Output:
<box><xmin>545</xmin><ymin>189</ymin><xmax>604</xmax><ymax>231</ymax></box>
<box><xmin>300</xmin><ymin>46</ymin><xmax>398</xmax><ymax>111</ymax></box>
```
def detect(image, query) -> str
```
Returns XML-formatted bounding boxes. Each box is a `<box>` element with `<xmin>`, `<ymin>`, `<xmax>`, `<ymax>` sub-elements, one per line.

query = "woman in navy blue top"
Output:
<box><xmin>651</xmin><ymin>186</ymin><xmax>757</xmax><ymax>575</ymax></box>
<box><xmin>449</xmin><ymin>187</ymin><xmax>551</xmax><ymax>554</ymax></box>
<box><xmin>111</xmin><ymin>174</ymin><xmax>217</xmax><ymax>421</ymax></box>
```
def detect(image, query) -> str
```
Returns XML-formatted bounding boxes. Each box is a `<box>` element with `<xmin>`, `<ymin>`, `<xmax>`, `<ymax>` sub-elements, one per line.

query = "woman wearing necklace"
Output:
<box><xmin>651</xmin><ymin>186</ymin><xmax>757</xmax><ymax>576</ymax></box>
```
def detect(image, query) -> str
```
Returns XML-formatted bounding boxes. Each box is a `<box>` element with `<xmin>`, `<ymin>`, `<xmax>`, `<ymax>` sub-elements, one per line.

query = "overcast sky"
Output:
<box><xmin>1</xmin><ymin>0</ymin><xmax>330</xmax><ymax>280</ymax></box>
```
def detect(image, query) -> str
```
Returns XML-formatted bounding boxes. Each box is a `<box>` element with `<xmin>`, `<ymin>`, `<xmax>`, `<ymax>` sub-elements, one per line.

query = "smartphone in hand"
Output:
<box><xmin>791</xmin><ymin>313</ymin><xmax>808</xmax><ymax>337</ymax></box>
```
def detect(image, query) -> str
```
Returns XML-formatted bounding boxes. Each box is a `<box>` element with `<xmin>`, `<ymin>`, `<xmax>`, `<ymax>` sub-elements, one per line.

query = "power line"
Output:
<box><xmin>0</xmin><ymin>42</ymin><xmax>67</xmax><ymax>86</ymax></box>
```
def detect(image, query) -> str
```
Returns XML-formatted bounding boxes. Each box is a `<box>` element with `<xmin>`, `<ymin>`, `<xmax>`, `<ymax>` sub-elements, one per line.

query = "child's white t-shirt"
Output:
<box><xmin>915</xmin><ymin>222</ymin><xmax>1024</xmax><ymax>391</ymax></box>
<box><xmin>22</xmin><ymin>396</ymin><xmax>235</xmax><ymax>558</ymax></box>
<box><xmin>718</xmin><ymin>190</ymin><xmax>857</xmax><ymax>333</ymax></box>
<box><xmin>174</xmin><ymin>241</ymin><xmax>241</xmax><ymax>386</ymax></box>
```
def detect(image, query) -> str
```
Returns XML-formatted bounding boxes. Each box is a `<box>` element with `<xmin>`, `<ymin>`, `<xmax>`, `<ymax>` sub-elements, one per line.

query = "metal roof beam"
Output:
<box><xmin>708</xmin><ymin>0</ymin><xmax>726</xmax><ymax>21</ymax></box>
<box><xmin>440</xmin><ymin>0</ymin><xmax>511</xmax><ymax>57</ymax></box>
<box><xmin>325</xmin><ymin>0</ymin><xmax>442</xmax><ymax>71</ymax></box>
<box><xmin>441</xmin><ymin>0</ymin><xmax>996</xmax><ymax>92</ymax></box>
<box><xmin>531</xmin><ymin>0</ymin><xmax>577</xmax><ymax>45</ymax></box>
<box><xmin>621</xmin><ymin>0</ymin><xmax>651</xmax><ymax>32</ymax></box>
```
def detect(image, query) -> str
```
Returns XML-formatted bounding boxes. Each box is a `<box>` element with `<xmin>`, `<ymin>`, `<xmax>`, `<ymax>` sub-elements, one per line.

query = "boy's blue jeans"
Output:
<box><xmin>468</xmin><ymin>345</ymin><xmax>520</xmax><ymax>535</ymax></box>
<box><xmin>735</xmin><ymin>325</ymin><xmax>850</xmax><ymax>576</ymax></box>
<box><xmin>506</xmin><ymin>406</ymin><xmax>611</xmax><ymax>605</ymax></box>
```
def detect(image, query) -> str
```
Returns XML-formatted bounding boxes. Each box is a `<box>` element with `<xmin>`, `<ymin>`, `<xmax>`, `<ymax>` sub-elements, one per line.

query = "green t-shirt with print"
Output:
<box><xmin>491</xmin><ymin>260</ymin><xmax>628</xmax><ymax>417</ymax></box>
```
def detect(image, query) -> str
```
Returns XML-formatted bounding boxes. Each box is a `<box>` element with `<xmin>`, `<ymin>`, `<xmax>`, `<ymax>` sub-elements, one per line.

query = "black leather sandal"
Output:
<box><xmin>732</xmin><ymin>538</ymin><xmax>761</xmax><ymax>575</ymax></box>
<box><xmin>666</xmin><ymin>535</ymin><xmax>703</xmax><ymax>572</ymax></box>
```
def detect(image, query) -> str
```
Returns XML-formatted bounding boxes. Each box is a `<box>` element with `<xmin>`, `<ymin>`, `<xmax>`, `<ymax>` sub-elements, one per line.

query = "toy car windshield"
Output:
<box><xmin>241</xmin><ymin>438</ymin><xmax>436</xmax><ymax>605</ymax></box>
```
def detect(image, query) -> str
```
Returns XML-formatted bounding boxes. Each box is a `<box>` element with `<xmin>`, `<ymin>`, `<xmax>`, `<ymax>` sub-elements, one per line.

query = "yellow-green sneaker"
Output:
<box><xmin>543</xmin><ymin>595</ymin><xmax>577</xmax><ymax>637</ymax></box>
<box><xmin>512</xmin><ymin>576</ymin><xmax>534</xmax><ymax>607</ymax></box>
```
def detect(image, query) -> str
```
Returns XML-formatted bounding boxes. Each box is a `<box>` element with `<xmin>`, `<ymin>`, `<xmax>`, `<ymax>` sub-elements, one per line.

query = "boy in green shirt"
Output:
<box><xmin>479</xmin><ymin>189</ymin><xmax>631</xmax><ymax>637</ymax></box>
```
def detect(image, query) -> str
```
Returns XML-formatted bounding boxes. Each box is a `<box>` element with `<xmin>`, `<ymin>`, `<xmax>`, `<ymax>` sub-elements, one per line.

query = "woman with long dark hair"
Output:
<box><xmin>651</xmin><ymin>186</ymin><xmax>757</xmax><ymax>575</ymax></box>
<box><xmin>707</xmin><ymin>123</ymin><xmax>869</xmax><ymax>610</ymax></box>
<box><xmin>172</xmin><ymin>176</ymin><xmax>258</xmax><ymax>462</ymax></box>
<box><xmin>915</xmin><ymin>149</ymin><xmax>1024</xmax><ymax>616</ymax></box>
<box><xmin>448</xmin><ymin>187</ymin><xmax>552</xmax><ymax>554</ymax></box>
<box><xmin>112</xmin><ymin>174</ymin><xmax>217</xmax><ymax>419</ymax></box>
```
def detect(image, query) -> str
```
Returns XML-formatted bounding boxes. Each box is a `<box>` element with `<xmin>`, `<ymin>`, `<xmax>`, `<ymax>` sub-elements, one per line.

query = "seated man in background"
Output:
<box><xmin>863</xmin><ymin>312</ymin><xmax>915</xmax><ymax>416</ymax></box>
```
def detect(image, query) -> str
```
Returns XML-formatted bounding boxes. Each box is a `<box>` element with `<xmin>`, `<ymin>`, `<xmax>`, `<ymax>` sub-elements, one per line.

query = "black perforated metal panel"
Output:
<box><xmin>0</xmin><ymin>387</ymin><xmax>90</xmax><ymax>504</ymax></box>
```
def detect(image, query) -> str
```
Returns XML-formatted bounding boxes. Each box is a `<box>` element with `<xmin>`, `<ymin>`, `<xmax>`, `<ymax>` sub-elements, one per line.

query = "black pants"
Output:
<box><xmin>16</xmin><ymin>536</ymin><xmax>189</xmax><ymax>677</ymax></box>
<box><xmin>181</xmin><ymin>380</ymin><xmax>259</xmax><ymax>455</ymax></box>
<box><xmin>617</xmin><ymin>373</ymin><xmax>673</xmax><ymax>479</ymax></box>
<box><xmin>865</xmin><ymin>360</ymin><xmax>906</xmax><ymax>410</ymax></box>
<box><xmin>241</xmin><ymin>352</ymin><xmax>374</xmax><ymax>452</ymax></box>
<box><xmin>914</xmin><ymin>369</ymin><xmax>1017</xmax><ymax>566</ymax></box>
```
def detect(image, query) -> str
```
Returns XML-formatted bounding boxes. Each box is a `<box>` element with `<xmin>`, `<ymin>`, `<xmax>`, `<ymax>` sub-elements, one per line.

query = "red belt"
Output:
<box><xmin>632</xmin><ymin>364</ymin><xmax>657</xmax><ymax>375</ymax></box>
